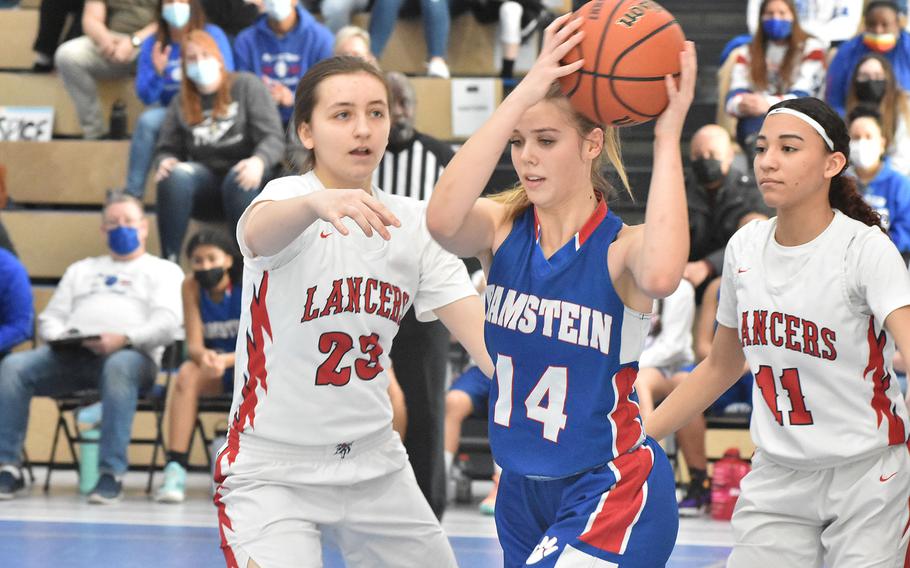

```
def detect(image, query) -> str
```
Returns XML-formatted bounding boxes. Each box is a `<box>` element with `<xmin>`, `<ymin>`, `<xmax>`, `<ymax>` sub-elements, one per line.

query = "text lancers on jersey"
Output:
<box><xmin>484</xmin><ymin>284</ymin><xmax>614</xmax><ymax>355</ymax></box>
<box><xmin>300</xmin><ymin>277</ymin><xmax>411</xmax><ymax>325</ymax></box>
<box><xmin>739</xmin><ymin>309</ymin><xmax>837</xmax><ymax>360</ymax></box>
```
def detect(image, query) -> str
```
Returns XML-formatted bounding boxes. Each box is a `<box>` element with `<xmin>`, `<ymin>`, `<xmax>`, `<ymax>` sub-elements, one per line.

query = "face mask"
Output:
<box><xmin>162</xmin><ymin>2</ymin><xmax>191</xmax><ymax>29</ymax></box>
<box><xmin>856</xmin><ymin>79</ymin><xmax>887</xmax><ymax>103</ymax></box>
<box><xmin>863</xmin><ymin>32</ymin><xmax>898</xmax><ymax>53</ymax></box>
<box><xmin>108</xmin><ymin>226</ymin><xmax>140</xmax><ymax>256</ymax></box>
<box><xmin>264</xmin><ymin>0</ymin><xmax>294</xmax><ymax>21</ymax></box>
<box><xmin>194</xmin><ymin>267</ymin><xmax>226</xmax><ymax>290</ymax></box>
<box><xmin>186</xmin><ymin>57</ymin><xmax>221</xmax><ymax>89</ymax></box>
<box><xmin>762</xmin><ymin>18</ymin><xmax>792</xmax><ymax>41</ymax></box>
<box><xmin>692</xmin><ymin>158</ymin><xmax>725</xmax><ymax>186</ymax></box>
<box><xmin>849</xmin><ymin>139</ymin><xmax>882</xmax><ymax>170</ymax></box>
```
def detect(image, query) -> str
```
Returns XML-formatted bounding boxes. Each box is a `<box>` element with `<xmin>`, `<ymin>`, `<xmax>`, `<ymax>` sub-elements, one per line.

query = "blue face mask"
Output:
<box><xmin>108</xmin><ymin>225</ymin><xmax>140</xmax><ymax>256</ymax></box>
<box><xmin>762</xmin><ymin>18</ymin><xmax>793</xmax><ymax>40</ymax></box>
<box><xmin>185</xmin><ymin>58</ymin><xmax>221</xmax><ymax>89</ymax></box>
<box><xmin>162</xmin><ymin>2</ymin><xmax>191</xmax><ymax>29</ymax></box>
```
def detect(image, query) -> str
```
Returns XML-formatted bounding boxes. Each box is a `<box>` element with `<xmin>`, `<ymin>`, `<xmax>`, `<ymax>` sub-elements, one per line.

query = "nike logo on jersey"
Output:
<box><xmin>880</xmin><ymin>472</ymin><xmax>897</xmax><ymax>482</ymax></box>
<box><xmin>526</xmin><ymin>536</ymin><xmax>558</xmax><ymax>564</ymax></box>
<box><xmin>320</xmin><ymin>231</ymin><xmax>332</xmax><ymax>238</ymax></box>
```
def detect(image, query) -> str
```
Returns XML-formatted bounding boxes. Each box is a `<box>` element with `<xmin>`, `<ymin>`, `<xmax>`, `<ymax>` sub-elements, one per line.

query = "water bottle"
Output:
<box><xmin>77</xmin><ymin>403</ymin><xmax>102</xmax><ymax>494</ymax></box>
<box><xmin>711</xmin><ymin>447</ymin><xmax>751</xmax><ymax>521</ymax></box>
<box><xmin>109</xmin><ymin>99</ymin><xmax>128</xmax><ymax>140</ymax></box>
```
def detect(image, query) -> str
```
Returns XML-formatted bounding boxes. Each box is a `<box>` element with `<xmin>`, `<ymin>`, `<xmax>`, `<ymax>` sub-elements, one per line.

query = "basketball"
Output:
<box><xmin>558</xmin><ymin>0</ymin><xmax>686</xmax><ymax>127</ymax></box>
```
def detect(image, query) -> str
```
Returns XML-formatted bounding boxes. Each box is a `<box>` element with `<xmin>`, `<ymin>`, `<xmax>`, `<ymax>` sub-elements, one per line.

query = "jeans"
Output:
<box><xmin>370</xmin><ymin>0</ymin><xmax>450</xmax><ymax>59</ymax></box>
<box><xmin>125</xmin><ymin>107</ymin><xmax>167</xmax><ymax>198</ymax></box>
<box><xmin>0</xmin><ymin>346</ymin><xmax>157</xmax><ymax>475</ymax></box>
<box><xmin>320</xmin><ymin>0</ymin><xmax>369</xmax><ymax>32</ymax></box>
<box><xmin>54</xmin><ymin>35</ymin><xmax>136</xmax><ymax>139</ymax></box>
<box><xmin>156</xmin><ymin>161</ymin><xmax>268</xmax><ymax>261</ymax></box>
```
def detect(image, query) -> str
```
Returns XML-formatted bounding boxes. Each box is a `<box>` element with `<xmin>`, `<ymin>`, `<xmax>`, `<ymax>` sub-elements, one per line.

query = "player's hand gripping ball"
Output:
<box><xmin>558</xmin><ymin>0</ymin><xmax>686</xmax><ymax>127</ymax></box>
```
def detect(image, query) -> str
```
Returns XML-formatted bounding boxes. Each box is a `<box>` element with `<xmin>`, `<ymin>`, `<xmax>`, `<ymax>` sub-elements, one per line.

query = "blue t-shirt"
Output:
<box><xmin>0</xmin><ymin>248</ymin><xmax>33</xmax><ymax>354</ymax></box>
<box><xmin>827</xmin><ymin>31</ymin><xmax>910</xmax><ymax>116</ymax></box>
<box><xmin>233</xmin><ymin>6</ymin><xmax>334</xmax><ymax>123</ymax></box>
<box><xmin>484</xmin><ymin>202</ymin><xmax>649</xmax><ymax>478</ymax></box>
<box><xmin>862</xmin><ymin>160</ymin><xmax>910</xmax><ymax>253</ymax></box>
<box><xmin>200</xmin><ymin>282</ymin><xmax>241</xmax><ymax>354</ymax></box>
<box><xmin>135</xmin><ymin>24</ymin><xmax>235</xmax><ymax>106</ymax></box>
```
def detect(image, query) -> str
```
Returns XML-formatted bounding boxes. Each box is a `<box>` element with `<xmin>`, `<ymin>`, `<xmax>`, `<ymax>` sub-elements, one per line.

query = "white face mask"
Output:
<box><xmin>186</xmin><ymin>57</ymin><xmax>221</xmax><ymax>90</ymax></box>
<box><xmin>849</xmin><ymin>138</ymin><xmax>882</xmax><ymax>171</ymax></box>
<box><xmin>264</xmin><ymin>0</ymin><xmax>294</xmax><ymax>21</ymax></box>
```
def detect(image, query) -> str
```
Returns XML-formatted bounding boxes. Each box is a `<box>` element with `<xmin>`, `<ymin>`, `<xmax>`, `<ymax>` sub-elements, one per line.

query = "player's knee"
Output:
<box><xmin>175</xmin><ymin>362</ymin><xmax>201</xmax><ymax>395</ymax></box>
<box><xmin>445</xmin><ymin>391</ymin><xmax>473</xmax><ymax>420</ymax></box>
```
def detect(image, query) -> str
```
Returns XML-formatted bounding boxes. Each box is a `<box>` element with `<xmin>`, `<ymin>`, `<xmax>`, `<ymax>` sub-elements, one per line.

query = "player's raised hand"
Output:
<box><xmin>654</xmin><ymin>41</ymin><xmax>696</xmax><ymax>139</ymax></box>
<box><xmin>512</xmin><ymin>13</ymin><xmax>585</xmax><ymax>107</ymax></box>
<box><xmin>310</xmin><ymin>189</ymin><xmax>401</xmax><ymax>240</ymax></box>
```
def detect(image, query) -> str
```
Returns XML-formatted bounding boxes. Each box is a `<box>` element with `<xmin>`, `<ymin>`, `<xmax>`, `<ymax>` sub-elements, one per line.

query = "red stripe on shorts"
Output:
<box><xmin>214</xmin><ymin>490</ymin><xmax>239</xmax><ymax>568</ymax></box>
<box><xmin>579</xmin><ymin>445</ymin><xmax>653</xmax><ymax>555</ymax></box>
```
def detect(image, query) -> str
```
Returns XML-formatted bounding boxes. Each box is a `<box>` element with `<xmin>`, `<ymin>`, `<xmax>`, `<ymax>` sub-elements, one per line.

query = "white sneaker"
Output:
<box><xmin>427</xmin><ymin>58</ymin><xmax>451</xmax><ymax>79</ymax></box>
<box><xmin>155</xmin><ymin>462</ymin><xmax>187</xmax><ymax>503</ymax></box>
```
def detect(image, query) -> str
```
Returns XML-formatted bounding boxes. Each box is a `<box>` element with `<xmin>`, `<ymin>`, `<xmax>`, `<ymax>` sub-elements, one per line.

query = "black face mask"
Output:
<box><xmin>194</xmin><ymin>267</ymin><xmax>225</xmax><ymax>290</ymax></box>
<box><xmin>692</xmin><ymin>158</ymin><xmax>724</xmax><ymax>186</ymax></box>
<box><xmin>856</xmin><ymin>79</ymin><xmax>887</xmax><ymax>103</ymax></box>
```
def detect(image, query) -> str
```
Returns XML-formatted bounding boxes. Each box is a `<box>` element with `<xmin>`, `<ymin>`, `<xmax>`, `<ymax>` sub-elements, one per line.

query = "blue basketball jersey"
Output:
<box><xmin>484</xmin><ymin>201</ymin><xmax>650</xmax><ymax>478</ymax></box>
<box><xmin>200</xmin><ymin>282</ymin><xmax>242</xmax><ymax>354</ymax></box>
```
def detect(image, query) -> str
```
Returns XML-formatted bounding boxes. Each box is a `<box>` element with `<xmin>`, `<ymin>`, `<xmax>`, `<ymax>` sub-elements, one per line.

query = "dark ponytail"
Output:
<box><xmin>768</xmin><ymin>97</ymin><xmax>883</xmax><ymax>229</ymax></box>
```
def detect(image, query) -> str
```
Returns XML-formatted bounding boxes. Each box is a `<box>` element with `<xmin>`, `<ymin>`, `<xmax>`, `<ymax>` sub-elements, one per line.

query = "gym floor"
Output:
<box><xmin>0</xmin><ymin>470</ymin><xmax>734</xmax><ymax>567</ymax></box>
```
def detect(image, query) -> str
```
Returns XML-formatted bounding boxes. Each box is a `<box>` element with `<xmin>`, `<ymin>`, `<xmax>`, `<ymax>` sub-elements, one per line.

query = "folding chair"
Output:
<box><xmin>189</xmin><ymin>394</ymin><xmax>233</xmax><ymax>471</ymax></box>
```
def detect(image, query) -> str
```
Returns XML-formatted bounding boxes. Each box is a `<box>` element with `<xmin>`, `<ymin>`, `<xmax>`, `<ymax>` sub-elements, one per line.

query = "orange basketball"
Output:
<box><xmin>558</xmin><ymin>0</ymin><xmax>686</xmax><ymax>127</ymax></box>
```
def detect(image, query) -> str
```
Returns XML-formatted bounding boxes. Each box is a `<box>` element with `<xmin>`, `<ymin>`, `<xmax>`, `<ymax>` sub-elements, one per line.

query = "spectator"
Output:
<box><xmin>199</xmin><ymin>0</ymin><xmax>260</xmax><ymax>38</ymax></box>
<box><xmin>469</xmin><ymin>0</ymin><xmax>554</xmax><ymax>79</ymax></box>
<box><xmin>156</xmin><ymin>230</ymin><xmax>240</xmax><ymax>503</ymax></box>
<box><xmin>0</xmin><ymin>248</ymin><xmax>33</xmax><ymax>360</ymax></box>
<box><xmin>846</xmin><ymin>107</ymin><xmax>910</xmax><ymax>256</ymax></box>
<box><xmin>0</xmin><ymin>193</ymin><xmax>183</xmax><ymax>503</ymax></box>
<box><xmin>828</xmin><ymin>0</ymin><xmax>910</xmax><ymax>116</ymax></box>
<box><xmin>369</xmin><ymin>0</ymin><xmax>452</xmax><ymax>78</ymax></box>
<box><xmin>233</xmin><ymin>0</ymin><xmax>334</xmax><ymax>126</ymax></box>
<box><xmin>726</xmin><ymin>0</ymin><xmax>827</xmax><ymax>149</ymax></box>
<box><xmin>684</xmin><ymin>125</ymin><xmax>771</xmax><ymax>296</ymax></box>
<box><xmin>843</xmin><ymin>53</ymin><xmax>910</xmax><ymax>174</ymax></box>
<box><xmin>55</xmin><ymin>0</ymin><xmax>159</xmax><ymax>140</ymax></box>
<box><xmin>32</xmin><ymin>0</ymin><xmax>86</xmax><ymax>72</ymax></box>
<box><xmin>333</xmin><ymin>24</ymin><xmax>376</xmax><ymax>64</ymax></box>
<box><xmin>153</xmin><ymin>30</ymin><xmax>285</xmax><ymax>262</ymax></box>
<box><xmin>125</xmin><ymin>0</ymin><xmax>234</xmax><ymax>198</ymax></box>
<box><xmin>319</xmin><ymin>0</ymin><xmax>367</xmax><ymax>33</ymax></box>
<box><xmin>747</xmin><ymin>0</ymin><xmax>863</xmax><ymax>48</ymax></box>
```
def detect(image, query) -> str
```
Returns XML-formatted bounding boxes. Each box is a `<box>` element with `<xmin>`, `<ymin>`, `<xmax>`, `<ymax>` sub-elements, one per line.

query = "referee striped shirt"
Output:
<box><xmin>373</xmin><ymin>133</ymin><xmax>455</xmax><ymax>201</ymax></box>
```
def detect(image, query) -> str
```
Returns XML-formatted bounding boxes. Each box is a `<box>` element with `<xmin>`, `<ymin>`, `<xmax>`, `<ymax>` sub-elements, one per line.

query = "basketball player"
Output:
<box><xmin>427</xmin><ymin>14</ymin><xmax>696</xmax><ymax>567</ymax></box>
<box><xmin>212</xmin><ymin>56</ymin><xmax>494</xmax><ymax>568</ymax></box>
<box><xmin>646</xmin><ymin>97</ymin><xmax>910</xmax><ymax>567</ymax></box>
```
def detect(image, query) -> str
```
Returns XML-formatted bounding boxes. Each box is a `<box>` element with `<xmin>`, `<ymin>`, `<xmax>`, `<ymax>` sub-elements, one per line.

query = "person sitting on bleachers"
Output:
<box><xmin>125</xmin><ymin>0</ymin><xmax>234</xmax><ymax>198</ymax></box>
<box><xmin>153</xmin><ymin>30</ymin><xmax>284</xmax><ymax>262</ymax></box>
<box><xmin>233</xmin><ymin>0</ymin><xmax>333</xmax><ymax>127</ymax></box>
<box><xmin>828</xmin><ymin>1</ymin><xmax>910</xmax><ymax>116</ymax></box>
<box><xmin>333</xmin><ymin>24</ymin><xmax>377</xmax><ymax>64</ymax></box>
<box><xmin>199</xmin><ymin>0</ymin><xmax>261</xmax><ymax>38</ymax></box>
<box><xmin>0</xmin><ymin>192</ymin><xmax>184</xmax><ymax>503</ymax></box>
<box><xmin>725</xmin><ymin>0</ymin><xmax>827</xmax><ymax>150</ymax></box>
<box><xmin>369</xmin><ymin>0</ymin><xmax>454</xmax><ymax>78</ymax></box>
<box><xmin>843</xmin><ymin>53</ymin><xmax>910</xmax><ymax>175</ymax></box>
<box><xmin>32</xmin><ymin>0</ymin><xmax>86</xmax><ymax>72</ymax></box>
<box><xmin>155</xmin><ymin>229</ymin><xmax>240</xmax><ymax>503</ymax></box>
<box><xmin>467</xmin><ymin>0</ymin><xmax>554</xmax><ymax>80</ymax></box>
<box><xmin>54</xmin><ymin>0</ymin><xmax>159</xmax><ymax>139</ymax></box>
<box><xmin>846</xmin><ymin>107</ymin><xmax>910</xmax><ymax>257</ymax></box>
<box><xmin>0</xmin><ymin>247</ymin><xmax>33</xmax><ymax>361</ymax></box>
<box><xmin>747</xmin><ymin>0</ymin><xmax>863</xmax><ymax>49</ymax></box>
<box><xmin>684</xmin><ymin>125</ymin><xmax>770</xmax><ymax>297</ymax></box>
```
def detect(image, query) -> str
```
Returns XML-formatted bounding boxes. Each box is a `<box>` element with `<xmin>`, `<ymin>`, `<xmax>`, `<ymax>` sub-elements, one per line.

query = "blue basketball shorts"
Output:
<box><xmin>495</xmin><ymin>437</ymin><xmax>678</xmax><ymax>567</ymax></box>
<box><xmin>449</xmin><ymin>366</ymin><xmax>491</xmax><ymax>417</ymax></box>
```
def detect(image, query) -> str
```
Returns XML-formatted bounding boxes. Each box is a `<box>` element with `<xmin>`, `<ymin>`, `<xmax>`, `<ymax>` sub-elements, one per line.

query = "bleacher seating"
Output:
<box><xmin>0</xmin><ymin>9</ymin><xmax>38</xmax><ymax>70</ymax></box>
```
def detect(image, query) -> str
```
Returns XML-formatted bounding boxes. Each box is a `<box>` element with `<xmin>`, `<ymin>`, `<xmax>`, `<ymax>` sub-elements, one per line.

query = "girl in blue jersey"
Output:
<box><xmin>157</xmin><ymin>230</ymin><xmax>242</xmax><ymax>503</ymax></box>
<box><xmin>427</xmin><ymin>14</ymin><xmax>696</xmax><ymax>568</ymax></box>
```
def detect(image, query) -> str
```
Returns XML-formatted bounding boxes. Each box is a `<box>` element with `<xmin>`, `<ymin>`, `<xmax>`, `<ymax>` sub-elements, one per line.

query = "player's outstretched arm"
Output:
<box><xmin>427</xmin><ymin>13</ymin><xmax>585</xmax><ymax>258</ymax></box>
<box><xmin>624</xmin><ymin>42</ymin><xmax>696</xmax><ymax>299</ymax></box>
<box><xmin>885</xmin><ymin>305</ymin><xmax>910</xmax><ymax>376</ymax></box>
<box><xmin>243</xmin><ymin>190</ymin><xmax>401</xmax><ymax>257</ymax></box>
<box><xmin>433</xmin><ymin>295</ymin><xmax>495</xmax><ymax>379</ymax></box>
<box><xmin>645</xmin><ymin>324</ymin><xmax>746</xmax><ymax>441</ymax></box>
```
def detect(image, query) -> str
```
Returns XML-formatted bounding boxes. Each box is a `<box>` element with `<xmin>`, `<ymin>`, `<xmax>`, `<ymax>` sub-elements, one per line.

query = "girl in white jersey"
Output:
<box><xmin>647</xmin><ymin>96</ymin><xmax>910</xmax><ymax>568</ymax></box>
<box><xmin>212</xmin><ymin>56</ymin><xmax>493</xmax><ymax>568</ymax></box>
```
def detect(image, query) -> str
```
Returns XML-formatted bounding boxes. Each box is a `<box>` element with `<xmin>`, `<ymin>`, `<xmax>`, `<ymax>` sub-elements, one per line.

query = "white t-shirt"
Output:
<box><xmin>639</xmin><ymin>279</ymin><xmax>696</xmax><ymax>371</ymax></box>
<box><xmin>230</xmin><ymin>172</ymin><xmax>476</xmax><ymax>447</ymax></box>
<box><xmin>718</xmin><ymin>210</ymin><xmax>910</xmax><ymax>469</ymax></box>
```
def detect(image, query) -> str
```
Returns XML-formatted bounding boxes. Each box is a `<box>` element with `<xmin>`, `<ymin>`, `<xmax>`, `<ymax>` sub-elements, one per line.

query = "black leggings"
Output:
<box><xmin>33</xmin><ymin>0</ymin><xmax>85</xmax><ymax>59</ymax></box>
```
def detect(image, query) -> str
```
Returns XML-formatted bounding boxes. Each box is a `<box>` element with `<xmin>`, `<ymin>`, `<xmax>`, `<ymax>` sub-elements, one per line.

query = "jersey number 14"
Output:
<box><xmin>493</xmin><ymin>355</ymin><xmax>568</xmax><ymax>442</ymax></box>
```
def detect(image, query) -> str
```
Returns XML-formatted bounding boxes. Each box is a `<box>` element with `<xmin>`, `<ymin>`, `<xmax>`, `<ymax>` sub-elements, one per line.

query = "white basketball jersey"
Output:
<box><xmin>718</xmin><ymin>210</ymin><xmax>910</xmax><ymax>469</ymax></box>
<box><xmin>227</xmin><ymin>172</ymin><xmax>476</xmax><ymax>447</ymax></box>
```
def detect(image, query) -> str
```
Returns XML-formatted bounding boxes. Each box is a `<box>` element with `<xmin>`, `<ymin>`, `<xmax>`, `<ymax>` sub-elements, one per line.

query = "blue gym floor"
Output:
<box><xmin>0</xmin><ymin>470</ymin><xmax>734</xmax><ymax>567</ymax></box>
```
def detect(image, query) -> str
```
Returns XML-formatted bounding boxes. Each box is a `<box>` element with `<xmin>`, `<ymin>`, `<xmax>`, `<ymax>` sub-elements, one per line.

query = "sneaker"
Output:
<box><xmin>155</xmin><ymin>462</ymin><xmax>187</xmax><ymax>503</ymax></box>
<box><xmin>677</xmin><ymin>479</ymin><xmax>711</xmax><ymax>517</ymax></box>
<box><xmin>427</xmin><ymin>58</ymin><xmax>451</xmax><ymax>79</ymax></box>
<box><xmin>88</xmin><ymin>473</ymin><xmax>123</xmax><ymax>504</ymax></box>
<box><xmin>478</xmin><ymin>474</ymin><xmax>499</xmax><ymax>516</ymax></box>
<box><xmin>0</xmin><ymin>466</ymin><xmax>24</xmax><ymax>500</ymax></box>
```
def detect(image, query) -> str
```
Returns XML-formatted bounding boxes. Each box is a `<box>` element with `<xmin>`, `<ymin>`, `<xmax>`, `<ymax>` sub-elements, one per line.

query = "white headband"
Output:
<box><xmin>765</xmin><ymin>107</ymin><xmax>835</xmax><ymax>151</ymax></box>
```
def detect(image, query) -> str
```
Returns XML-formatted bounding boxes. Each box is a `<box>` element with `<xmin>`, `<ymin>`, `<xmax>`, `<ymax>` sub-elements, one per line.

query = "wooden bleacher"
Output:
<box><xmin>0</xmin><ymin>9</ymin><xmax>38</xmax><ymax>70</ymax></box>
